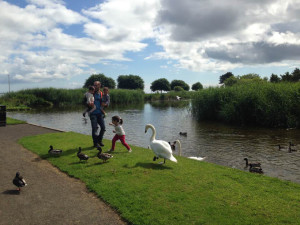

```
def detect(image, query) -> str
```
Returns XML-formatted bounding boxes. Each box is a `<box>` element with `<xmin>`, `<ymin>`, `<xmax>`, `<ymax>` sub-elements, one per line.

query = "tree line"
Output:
<box><xmin>83</xmin><ymin>74</ymin><xmax>203</xmax><ymax>92</ymax></box>
<box><xmin>219</xmin><ymin>68</ymin><xmax>300</xmax><ymax>86</ymax></box>
<box><xmin>84</xmin><ymin>68</ymin><xmax>299</xmax><ymax>93</ymax></box>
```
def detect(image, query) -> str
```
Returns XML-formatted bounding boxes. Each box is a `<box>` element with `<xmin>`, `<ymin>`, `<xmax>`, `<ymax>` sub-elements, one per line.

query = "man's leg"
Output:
<box><xmin>90</xmin><ymin>114</ymin><xmax>99</xmax><ymax>147</ymax></box>
<box><xmin>97</xmin><ymin>114</ymin><xmax>106</xmax><ymax>145</ymax></box>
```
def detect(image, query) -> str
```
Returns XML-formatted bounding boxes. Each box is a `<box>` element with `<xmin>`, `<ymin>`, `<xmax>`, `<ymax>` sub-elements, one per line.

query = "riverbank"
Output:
<box><xmin>18</xmin><ymin>129</ymin><xmax>300</xmax><ymax>224</ymax></box>
<box><xmin>0</xmin><ymin>124</ymin><xmax>125</xmax><ymax>225</ymax></box>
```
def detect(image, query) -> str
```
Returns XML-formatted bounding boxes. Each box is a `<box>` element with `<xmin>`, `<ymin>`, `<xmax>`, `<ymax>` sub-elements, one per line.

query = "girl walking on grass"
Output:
<box><xmin>109</xmin><ymin>116</ymin><xmax>132</xmax><ymax>152</ymax></box>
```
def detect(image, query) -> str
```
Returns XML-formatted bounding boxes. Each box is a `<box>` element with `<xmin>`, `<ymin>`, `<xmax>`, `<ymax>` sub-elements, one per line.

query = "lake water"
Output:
<box><xmin>8</xmin><ymin>101</ymin><xmax>300</xmax><ymax>184</ymax></box>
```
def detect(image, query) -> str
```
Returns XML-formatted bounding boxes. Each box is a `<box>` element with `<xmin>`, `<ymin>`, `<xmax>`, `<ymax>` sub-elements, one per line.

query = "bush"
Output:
<box><xmin>192</xmin><ymin>82</ymin><xmax>300</xmax><ymax>128</ymax></box>
<box><xmin>174</xmin><ymin>86</ymin><xmax>184</xmax><ymax>92</ymax></box>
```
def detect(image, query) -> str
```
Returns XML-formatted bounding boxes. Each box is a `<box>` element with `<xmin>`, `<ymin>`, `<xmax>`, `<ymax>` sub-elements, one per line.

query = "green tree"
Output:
<box><xmin>240</xmin><ymin>73</ymin><xmax>260</xmax><ymax>80</ymax></box>
<box><xmin>83</xmin><ymin>74</ymin><xmax>116</xmax><ymax>89</ymax></box>
<box><xmin>170</xmin><ymin>80</ymin><xmax>190</xmax><ymax>91</ymax></box>
<box><xmin>174</xmin><ymin>86</ymin><xmax>184</xmax><ymax>91</ymax></box>
<box><xmin>281</xmin><ymin>72</ymin><xmax>293</xmax><ymax>82</ymax></box>
<box><xmin>219</xmin><ymin>72</ymin><xmax>234</xmax><ymax>84</ymax></box>
<box><xmin>224</xmin><ymin>76</ymin><xmax>238</xmax><ymax>86</ymax></box>
<box><xmin>117</xmin><ymin>75</ymin><xmax>144</xmax><ymax>90</ymax></box>
<box><xmin>192</xmin><ymin>82</ymin><xmax>203</xmax><ymax>91</ymax></box>
<box><xmin>150</xmin><ymin>78</ymin><xmax>170</xmax><ymax>93</ymax></box>
<box><xmin>291</xmin><ymin>68</ymin><xmax>300</xmax><ymax>82</ymax></box>
<box><xmin>270</xmin><ymin>74</ymin><xmax>280</xmax><ymax>83</ymax></box>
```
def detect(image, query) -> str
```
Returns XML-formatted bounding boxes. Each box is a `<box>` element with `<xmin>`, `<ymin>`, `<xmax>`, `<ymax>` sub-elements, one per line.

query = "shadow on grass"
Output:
<box><xmin>69</xmin><ymin>160</ymin><xmax>89</xmax><ymax>165</ymax></box>
<box><xmin>124</xmin><ymin>162</ymin><xmax>173</xmax><ymax>170</ymax></box>
<box><xmin>2</xmin><ymin>190</ymin><xmax>20</xmax><ymax>195</ymax></box>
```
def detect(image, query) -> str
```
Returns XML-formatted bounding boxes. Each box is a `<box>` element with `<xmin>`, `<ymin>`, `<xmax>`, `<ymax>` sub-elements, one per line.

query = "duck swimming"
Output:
<box><xmin>249</xmin><ymin>167</ymin><xmax>264</xmax><ymax>174</ymax></box>
<box><xmin>13</xmin><ymin>172</ymin><xmax>27</xmax><ymax>191</ymax></box>
<box><xmin>244</xmin><ymin>158</ymin><xmax>261</xmax><ymax>168</ymax></box>
<box><xmin>168</xmin><ymin>141</ymin><xmax>176</xmax><ymax>151</ymax></box>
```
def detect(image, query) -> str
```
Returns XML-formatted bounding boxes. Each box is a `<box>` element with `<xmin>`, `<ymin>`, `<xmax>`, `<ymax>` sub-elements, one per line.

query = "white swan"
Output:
<box><xmin>175</xmin><ymin>140</ymin><xmax>206</xmax><ymax>161</ymax></box>
<box><xmin>145</xmin><ymin>124</ymin><xmax>177</xmax><ymax>164</ymax></box>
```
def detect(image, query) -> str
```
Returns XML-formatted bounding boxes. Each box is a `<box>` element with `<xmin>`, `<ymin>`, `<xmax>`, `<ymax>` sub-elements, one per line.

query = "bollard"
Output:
<box><xmin>0</xmin><ymin>105</ymin><xmax>6</xmax><ymax>126</ymax></box>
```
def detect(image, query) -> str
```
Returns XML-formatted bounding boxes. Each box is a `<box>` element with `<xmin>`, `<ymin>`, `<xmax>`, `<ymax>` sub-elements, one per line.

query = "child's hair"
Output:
<box><xmin>103</xmin><ymin>87</ymin><xmax>109</xmax><ymax>92</ymax></box>
<box><xmin>112</xmin><ymin>115</ymin><xmax>123</xmax><ymax>125</ymax></box>
<box><xmin>88</xmin><ymin>85</ymin><xmax>95</xmax><ymax>91</ymax></box>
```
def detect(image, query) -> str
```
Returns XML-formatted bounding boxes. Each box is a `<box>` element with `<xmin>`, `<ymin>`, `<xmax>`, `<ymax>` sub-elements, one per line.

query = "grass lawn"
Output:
<box><xmin>19</xmin><ymin>132</ymin><xmax>300</xmax><ymax>225</ymax></box>
<box><xmin>7</xmin><ymin>117</ymin><xmax>26</xmax><ymax>125</ymax></box>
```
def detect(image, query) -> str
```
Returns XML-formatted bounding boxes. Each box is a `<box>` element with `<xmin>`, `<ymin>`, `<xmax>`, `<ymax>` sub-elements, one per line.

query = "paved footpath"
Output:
<box><xmin>0</xmin><ymin>124</ymin><xmax>126</xmax><ymax>225</ymax></box>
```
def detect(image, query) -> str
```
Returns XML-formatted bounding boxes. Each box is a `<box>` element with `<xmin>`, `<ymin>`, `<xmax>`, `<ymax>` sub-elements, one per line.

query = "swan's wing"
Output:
<box><xmin>157</xmin><ymin>140</ymin><xmax>173</xmax><ymax>150</ymax></box>
<box><xmin>150</xmin><ymin>140</ymin><xmax>175</xmax><ymax>160</ymax></box>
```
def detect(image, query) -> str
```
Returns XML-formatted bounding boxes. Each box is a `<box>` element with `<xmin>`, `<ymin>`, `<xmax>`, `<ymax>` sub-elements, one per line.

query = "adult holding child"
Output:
<box><xmin>90</xmin><ymin>81</ymin><xmax>106</xmax><ymax>148</ymax></box>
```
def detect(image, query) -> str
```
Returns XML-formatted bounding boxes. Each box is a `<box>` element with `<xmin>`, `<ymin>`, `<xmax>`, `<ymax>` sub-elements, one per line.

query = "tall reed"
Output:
<box><xmin>0</xmin><ymin>88</ymin><xmax>145</xmax><ymax>107</ymax></box>
<box><xmin>192</xmin><ymin>82</ymin><xmax>300</xmax><ymax>128</ymax></box>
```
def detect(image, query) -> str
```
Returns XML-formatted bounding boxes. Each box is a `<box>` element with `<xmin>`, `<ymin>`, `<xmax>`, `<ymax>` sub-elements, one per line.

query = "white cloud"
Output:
<box><xmin>153</xmin><ymin>0</ymin><xmax>300</xmax><ymax>71</ymax></box>
<box><xmin>0</xmin><ymin>0</ymin><xmax>160</xmax><ymax>84</ymax></box>
<box><xmin>0</xmin><ymin>0</ymin><xmax>299</xmax><ymax>86</ymax></box>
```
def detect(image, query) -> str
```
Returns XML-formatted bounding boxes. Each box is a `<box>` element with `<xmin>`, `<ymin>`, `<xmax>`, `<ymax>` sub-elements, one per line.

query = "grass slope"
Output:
<box><xmin>19</xmin><ymin>132</ymin><xmax>300</xmax><ymax>225</ymax></box>
<box><xmin>7</xmin><ymin>117</ymin><xmax>26</xmax><ymax>125</ymax></box>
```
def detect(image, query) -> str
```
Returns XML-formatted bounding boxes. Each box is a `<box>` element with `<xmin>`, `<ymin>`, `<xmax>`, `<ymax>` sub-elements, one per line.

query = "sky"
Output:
<box><xmin>0</xmin><ymin>0</ymin><xmax>299</xmax><ymax>93</ymax></box>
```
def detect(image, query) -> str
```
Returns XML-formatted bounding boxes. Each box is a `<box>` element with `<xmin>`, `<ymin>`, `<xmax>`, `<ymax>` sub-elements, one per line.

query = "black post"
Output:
<box><xmin>0</xmin><ymin>105</ymin><xmax>6</xmax><ymax>126</ymax></box>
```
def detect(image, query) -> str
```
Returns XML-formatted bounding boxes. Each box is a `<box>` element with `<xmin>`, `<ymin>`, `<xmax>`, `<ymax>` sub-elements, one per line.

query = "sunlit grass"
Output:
<box><xmin>19</xmin><ymin>132</ymin><xmax>300</xmax><ymax>225</ymax></box>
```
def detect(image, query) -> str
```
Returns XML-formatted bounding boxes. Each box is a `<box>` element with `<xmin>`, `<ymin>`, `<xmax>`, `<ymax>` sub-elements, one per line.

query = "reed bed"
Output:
<box><xmin>145</xmin><ymin>91</ymin><xmax>195</xmax><ymax>101</ymax></box>
<box><xmin>0</xmin><ymin>88</ymin><xmax>145</xmax><ymax>107</ymax></box>
<box><xmin>192</xmin><ymin>82</ymin><xmax>300</xmax><ymax>128</ymax></box>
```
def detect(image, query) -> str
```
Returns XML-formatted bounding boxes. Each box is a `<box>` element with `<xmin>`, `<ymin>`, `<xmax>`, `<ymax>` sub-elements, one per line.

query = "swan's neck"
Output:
<box><xmin>176</xmin><ymin>140</ymin><xmax>182</xmax><ymax>156</ymax></box>
<box><xmin>149</xmin><ymin>126</ymin><xmax>156</xmax><ymax>142</ymax></box>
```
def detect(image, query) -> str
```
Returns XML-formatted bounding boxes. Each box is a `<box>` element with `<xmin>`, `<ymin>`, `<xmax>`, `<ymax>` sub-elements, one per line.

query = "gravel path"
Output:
<box><xmin>0</xmin><ymin>124</ymin><xmax>126</xmax><ymax>225</ymax></box>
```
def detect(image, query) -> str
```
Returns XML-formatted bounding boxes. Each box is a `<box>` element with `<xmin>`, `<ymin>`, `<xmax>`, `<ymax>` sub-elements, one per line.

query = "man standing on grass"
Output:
<box><xmin>89</xmin><ymin>81</ymin><xmax>105</xmax><ymax>148</ymax></box>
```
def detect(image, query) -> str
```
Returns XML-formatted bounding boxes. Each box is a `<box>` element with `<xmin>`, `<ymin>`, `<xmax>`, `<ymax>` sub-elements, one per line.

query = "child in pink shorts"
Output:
<box><xmin>109</xmin><ymin>115</ymin><xmax>132</xmax><ymax>152</ymax></box>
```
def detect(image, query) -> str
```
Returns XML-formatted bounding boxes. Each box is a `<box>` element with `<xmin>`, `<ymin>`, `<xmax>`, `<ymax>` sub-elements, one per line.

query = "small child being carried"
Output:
<box><xmin>109</xmin><ymin>115</ymin><xmax>132</xmax><ymax>152</ymax></box>
<box><xmin>83</xmin><ymin>85</ymin><xmax>96</xmax><ymax>117</ymax></box>
<box><xmin>101</xmin><ymin>87</ymin><xmax>110</xmax><ymax>118</ymax></box>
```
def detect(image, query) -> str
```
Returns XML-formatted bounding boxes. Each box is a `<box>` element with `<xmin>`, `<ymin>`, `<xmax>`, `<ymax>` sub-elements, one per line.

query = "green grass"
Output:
<box><xmin>19</xmin><ymin>132</ymin><xmax>300</xmax><ymax>225</ymax></box>
<box><xmin>6</xmin><ymin>117</ymin><xmax>26</xmax><ymax>125</ymax></box>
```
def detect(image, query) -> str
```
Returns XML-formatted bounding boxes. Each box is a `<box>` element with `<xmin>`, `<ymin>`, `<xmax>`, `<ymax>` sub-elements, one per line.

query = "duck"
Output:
<box><xmin>145</xmin><ymin>124</ymin><xmax>177</xmax><ymax>164</ymax></box>
<box><xmin>289</xmin><ymin>142</ymin><xmax>295</xmax><ymax>147</ymax></box>
<box><xmin>48</xmin><ymin>145</ymin><xmax>63</xmax><ymax>155</ymax></box>
<box><xmin>77</xmin><ymin>147</ymin><xmax>89</xmax><ymax>162</ymax></box>
<box><xmin>278</xmin><ymin>144</ymin><xmax>285</xmax><ymax>151</ymax></box>
<box><xmin>97</xmin><ymin>148</ymin><xmax>113</xmax><ymax>163</ymax></box>
<box><xmin>179</xmin><ymin>132</ymin><xmax>187</xmax><ymax>136</ymax></box>
<box><xmin>249</xmin><ymin>167</ymin><xmax>264</xmax><ymax>174</ymax></box>
<box><xmin>288</xmin><ymin>146</ymin><xmax>297</xmax><ymax>153</ymax></box>
<box><xmin>244</xmin><ymin>158</ymin><xmax>261</xmax><ymax>168</ymax></box>
<box><xmin>13</xmin><ymin>172</ymin><xmax>27</xmax><ymax>191</ymax></box>
<box><xmin>174</xmin><ymin>140</ymin><xmax>206</xmax><ymax>161</ymax></box>
<box><xmin>168</xmin><ymin>141</ymin><xmax>176</xmax><ymax>151</ymax></box>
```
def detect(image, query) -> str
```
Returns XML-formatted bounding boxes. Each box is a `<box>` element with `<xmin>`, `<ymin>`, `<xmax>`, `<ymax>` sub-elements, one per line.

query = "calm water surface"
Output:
<box><xmin>8</xmin><ymin>101</ymin><xmax>300</xmax><ymax>183</ymax></box>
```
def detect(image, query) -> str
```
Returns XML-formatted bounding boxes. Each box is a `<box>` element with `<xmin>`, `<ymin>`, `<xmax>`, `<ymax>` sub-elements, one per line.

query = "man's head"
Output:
<box><xmin>93</xmin><ymin>81</ymin><xmax>101</xmax><ymax>91</ymax></box>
